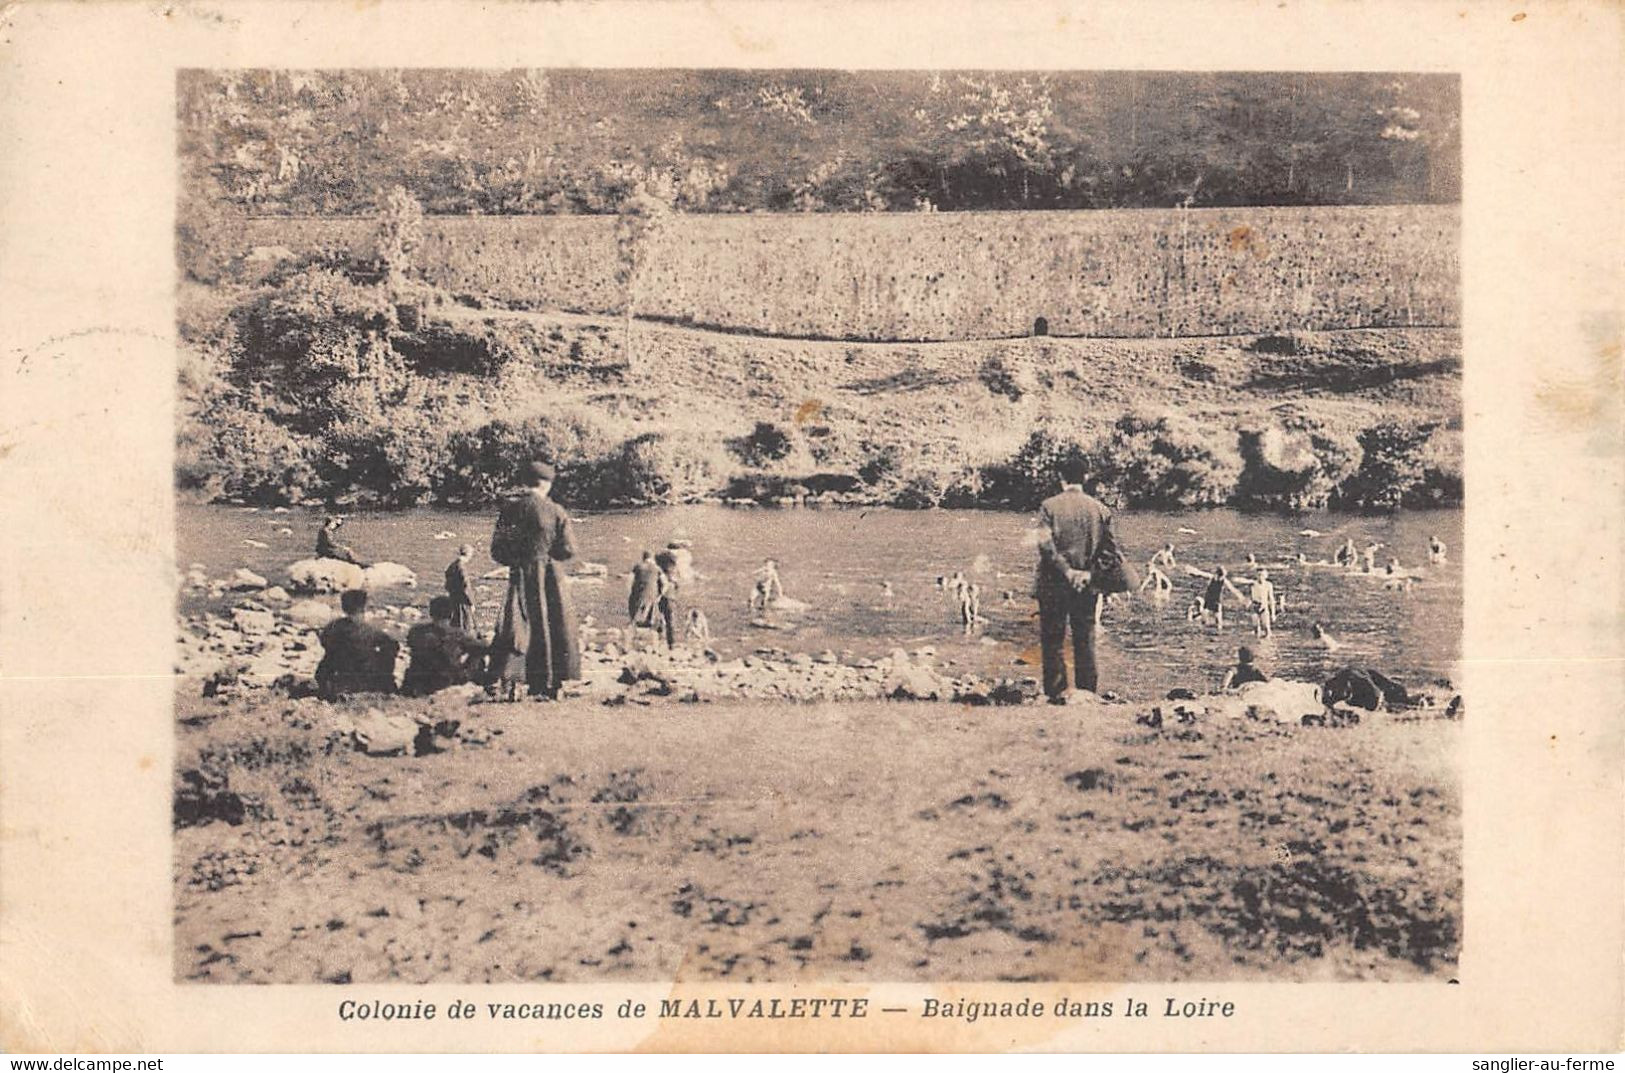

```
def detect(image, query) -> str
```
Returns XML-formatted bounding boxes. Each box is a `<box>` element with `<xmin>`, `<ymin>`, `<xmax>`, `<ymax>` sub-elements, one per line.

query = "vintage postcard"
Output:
<box><xmin>1</xmin><ymin>0</ymin><xmax>1620</xmax><ymax>1055</ymax></box>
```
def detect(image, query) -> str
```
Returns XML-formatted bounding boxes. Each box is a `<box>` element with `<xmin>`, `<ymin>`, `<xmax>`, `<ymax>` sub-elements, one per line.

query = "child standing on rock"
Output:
<box><xmin>445</xmin><ymin>544</ymin><xmax>477</xmax><ymax>634</ymax></box>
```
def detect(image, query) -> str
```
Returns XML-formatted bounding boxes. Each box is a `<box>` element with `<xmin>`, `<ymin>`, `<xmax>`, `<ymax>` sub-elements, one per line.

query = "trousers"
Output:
<box><xmin>1038</xmin><ymin>585</ymin><xmax>1100</xmax><ymax>698</ymax></box>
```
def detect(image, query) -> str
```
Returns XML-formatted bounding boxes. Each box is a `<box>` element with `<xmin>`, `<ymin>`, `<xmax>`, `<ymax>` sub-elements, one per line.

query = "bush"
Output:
<box><xmin>732</xmin><ymin>421</ymin><xmax>798</xmax><ymax>467</ymax></box>
<box><xmin>392</xmin><ymin>317</ymin><xmax>530</xmax><ymax>377</ymax></box>
<box><xmin>1236</xmin><ymin>412</ymin><xmax>1363</xmax><ymax>512</ymax></box>
<box><xmin>604</xmin><ymin>430</ymin><xmax>734</xmax><ymax>505</ymax></box>
<box><xmin>978</xmin><ymin>351</ymin><xmax>1032</xmax><ymax>401</ymax></box>
<box><xmin>1413</xmin><ymin>427</ymin><xmax>1463</xmax><ymax>506</ymax></box>
<box><xmin>1084</xmin><ymin>410</ymin><xmax>1242</xmax><ymax>508</ymax></box>
<box><xmin>1338</xmin><ymin>422</ymin><xmax>1437</xmax><ymax>511</ymax></box>
<box><xmin>176</xmin><ymin>403</ymin><xmax>317</xmax><ymax>505</ymax></box>
<box><xmin>440</xmin><ymin>412</ymin><xmax>618</xmax><ymax>506</ymax></box>
<box><xmin>893</xmin><ymin>464</ymin><xmax>983</xmax><ymax>509</ymax></box>
<box><xmin>232</xmin><ymin>267</ymin><xmax>398</xmax><ymax>422</ymax></box>
<box><xmin>319</xmin><ymin>405</ymin><xmax>456</xmax><ymax>508</ymax></box>
<box><xmin>978</xmin><ymin>427</ymin><xmax>1093</xmax><ymax>509</ymax></box>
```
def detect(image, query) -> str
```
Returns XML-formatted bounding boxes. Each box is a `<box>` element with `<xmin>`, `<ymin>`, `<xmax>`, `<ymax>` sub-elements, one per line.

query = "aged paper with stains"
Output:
<box><xmin>1</xmin><ymin>0</ymin><xmax>1621</xmax><ymax>1054</ymax></box>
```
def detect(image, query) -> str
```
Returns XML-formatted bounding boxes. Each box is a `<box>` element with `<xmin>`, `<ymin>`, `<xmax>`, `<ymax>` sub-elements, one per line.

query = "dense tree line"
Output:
<box><xmin>178</xmin><ymin>69</ymin><xmax>1459</xmax><ymax>222</ymax></box>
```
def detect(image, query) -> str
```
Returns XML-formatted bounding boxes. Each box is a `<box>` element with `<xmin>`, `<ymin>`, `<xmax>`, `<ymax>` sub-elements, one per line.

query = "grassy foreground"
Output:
<box><xmin>174</xmin><ymin>690</ymin><xmax>1460</xmax><ymax>984</ymax></box>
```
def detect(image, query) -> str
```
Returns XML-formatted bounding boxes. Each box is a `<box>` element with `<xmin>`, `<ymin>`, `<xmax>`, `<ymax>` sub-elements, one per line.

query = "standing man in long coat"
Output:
<box><xmin>489</xmin><ymin>459</ymin><xmax>582</xmax><ymax>700</ymax></box>
<box><xmin>1035</xmin><ymin>458</ymin><xmax>1116</xmax><ymax>704</ymax></box>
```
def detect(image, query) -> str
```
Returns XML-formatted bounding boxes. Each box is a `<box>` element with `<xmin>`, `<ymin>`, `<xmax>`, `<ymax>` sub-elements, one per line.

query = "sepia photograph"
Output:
<box><xmin>169</xmin><ymin>67</ymin><xmax>1465</xmax><ymax>987</ymax></box>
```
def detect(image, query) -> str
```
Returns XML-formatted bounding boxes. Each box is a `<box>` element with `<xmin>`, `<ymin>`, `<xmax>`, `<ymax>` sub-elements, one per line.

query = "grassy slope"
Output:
<box><xmin>442</xmin><ymin>304</ymin><xmax>1460</xmax><ymax>474</ymax></box>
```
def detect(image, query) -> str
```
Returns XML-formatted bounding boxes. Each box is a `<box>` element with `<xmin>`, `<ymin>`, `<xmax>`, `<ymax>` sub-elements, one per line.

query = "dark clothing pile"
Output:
<box><xmin>1323</xmin><ymin>667</ymin><xmax>1414</xmax><ymax>711</ymax></box>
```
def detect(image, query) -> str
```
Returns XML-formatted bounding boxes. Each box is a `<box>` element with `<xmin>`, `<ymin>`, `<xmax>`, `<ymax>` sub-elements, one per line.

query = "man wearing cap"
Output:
<box><xmin>488</xmin><ymin>459</ymin><xmax>582</xmax><ymax>700</ymax></box>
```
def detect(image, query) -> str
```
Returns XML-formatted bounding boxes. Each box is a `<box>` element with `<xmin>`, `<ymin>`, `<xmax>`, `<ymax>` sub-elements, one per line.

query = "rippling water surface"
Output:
<box><xmin>180</xmin><ymin>503</ymin><xmax>1462</xmax><ymax>701</ymax></box>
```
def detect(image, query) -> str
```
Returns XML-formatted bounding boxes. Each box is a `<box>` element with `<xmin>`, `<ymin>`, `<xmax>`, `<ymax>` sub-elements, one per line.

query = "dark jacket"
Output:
<box><xmin>1036</xmin><ymin>487</ymin><xmax>1112</xmax><ymax>597</ymax></box>
<box><xmin>489</xmin><ymin>491</ymin><xmax>582</xmax><ymax>692</ymax></box>
<box><xmin>314</xmin><ymin>616</ymin><xmax>398</xmax><ymax>697</ymax></box>
<box><xmin>401</xmin><ymin>621</ymin><xmax>483</xmax><ymax>697</ymax></box>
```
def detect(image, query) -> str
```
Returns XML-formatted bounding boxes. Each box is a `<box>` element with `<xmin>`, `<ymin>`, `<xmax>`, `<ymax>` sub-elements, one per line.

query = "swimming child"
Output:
<box><xmin>1220</xmin><ymin>645</ymin><xmax>1270</xmax><ymax>690</ymax></box>
<box><xmin>1310</xmin><ymin>622</ymin><xmax>1343</xmax><ymax>651</ymax></box>
<box><xmin>1186</xmin><ymin>565</ymin><xmax>1248</xmax><ymax>633</ymax></box>
<box><xmin>1428</xmin><ymin>535</ymin><xmax>1447</xmax><ymax>564</ymax></box>
<box><xmin>1334</xmin><ymin>538</ymin><xmax>1358</xmax><ymax>568</ymax></box>
<box><xmin>880</xmin><ymin>580</ymin><xmax>895</xmax><ymax>611</ymax></box>
<box><xmin>1247</xmin><ymin>568</ymin><xmax>1278</xmax><ymax>638</ymax></box>
<box><xmin>684</xmin><ymin>607</ymin><xmax>712</xmax><ymax>644</ymax></box>
<box><xmin>1148</xmin><ymin>543</ymin><xmax>1177</xmax><ymax>571</ymax></box>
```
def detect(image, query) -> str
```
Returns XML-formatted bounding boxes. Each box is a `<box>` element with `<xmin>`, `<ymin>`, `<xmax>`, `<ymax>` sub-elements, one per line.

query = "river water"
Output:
<box><xmin>179</xmin><ymin>503</ymin><xmax>1462</xmax><ymax>702</ymax></box>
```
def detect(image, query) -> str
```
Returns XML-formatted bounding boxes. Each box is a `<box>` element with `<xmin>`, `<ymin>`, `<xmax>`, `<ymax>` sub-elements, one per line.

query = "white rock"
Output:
<box><xmin>1215</xmin><ymin>679</ymin><xmax>1325</xmax><ymax>723</ymax></box>
<box><xmin>352</xmin><ymin>709</ymin><xmax>419</xmax><ymax>756</ymax></box>
<box><xmin>230</xmin><ymin>568</ymin><xmax>268</xmax><ymax>591</ymax></box>
<box><xmin>261</xmin><ymin>586</ymin><xmax>290</xmax><ymax>603</ymax></box>
<box><xmin>286</xmin><ymin>558</ymin><xmax>366</xmax><ymax>593</ymax></box>
<box><xmin>884</xmin><ymin>665</ymin><xmax>947</xmax><ymax>700</ymax></box>
<box><xmin>285</xmin><ymin>600</ymin><xmax>337</xmax><ymax>628</ymax></box>
<box><xmin>231</xmin><ymin>608</ymin><xmax>276</xmax><ymax>635</ymax></box>
<box><xmin>362</xmin><ymin>562</ymin><xmax>418</xmax><ymax>589</ymax></box>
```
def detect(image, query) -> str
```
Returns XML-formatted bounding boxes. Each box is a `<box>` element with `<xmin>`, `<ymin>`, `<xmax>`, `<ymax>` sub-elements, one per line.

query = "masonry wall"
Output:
<box><xmin>239</xmin><ymin>205</ymin><xmax>1459</xmax><ymax>341</ymax></box>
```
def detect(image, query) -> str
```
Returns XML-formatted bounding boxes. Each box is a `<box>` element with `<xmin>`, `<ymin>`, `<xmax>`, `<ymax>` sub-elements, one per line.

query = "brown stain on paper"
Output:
<box><xmin>1227</xmin><ymin>225</ymin><xmax>1270</xmax><ymax>260</ymax></box>
<box><xmin>1532</xmin><ymin>332</ymin><xmax>1622</xmax><ymax>444</ymax></box>
<box><xmin>792</xmin><ymin>399</ymin><xmax>823</xmax><ymax>426</ymax></box>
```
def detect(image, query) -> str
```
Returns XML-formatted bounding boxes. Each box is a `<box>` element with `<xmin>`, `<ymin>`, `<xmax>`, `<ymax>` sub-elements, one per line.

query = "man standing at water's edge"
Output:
<box><xmin>488</xmin><ymin>459</ymin><xmax>583</xmax><ymax>700</ymax></box>
<box><xmin>1035</xmin><ymin>459</ymin><xmax>1115</xmax><ymax>703</ymax></box>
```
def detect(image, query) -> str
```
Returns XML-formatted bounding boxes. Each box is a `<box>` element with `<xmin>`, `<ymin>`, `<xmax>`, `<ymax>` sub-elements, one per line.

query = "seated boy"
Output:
<box><xmin>401</xmin><ymin>595</ymin><xmax>486</xmax><ymax>697</ymax></box>
<box><xmin>315</xmin><ymin>589</ymin><xmax>398</xmax><ymax>699</ymax></box>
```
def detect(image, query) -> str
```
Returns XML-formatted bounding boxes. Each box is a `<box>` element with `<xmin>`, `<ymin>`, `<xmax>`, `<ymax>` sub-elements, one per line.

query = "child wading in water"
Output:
<box><xmin>749</xmin><ymin>558</ymin><xmax>784</xmax><ymax>614</ymax></box>
<box><xmin>1139</xmin><ymin>563</ymin><xmax>1173</xmax><ymax>603</ymax></box>
<box><xmin>1186</xmin><ymin>565</ymin><xmax>1247</xmax><ymax>633</ymax></box>
<box><xmin>1247</xmin><ymin>568</ymin><xmax>1279</xmax><ymax>638</ymax></box>
<box><xmin>959</xmin><ymin>582</ymin><xmax>982</xmax><ymax>633</ymax></box>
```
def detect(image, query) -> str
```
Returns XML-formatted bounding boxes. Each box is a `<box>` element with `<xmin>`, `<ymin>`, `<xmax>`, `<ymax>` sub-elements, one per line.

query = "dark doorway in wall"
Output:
<box><xmin>1033</xmin><ymin>316</ymin><xmax>1049</xmax><ymax>336</ymax></box>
